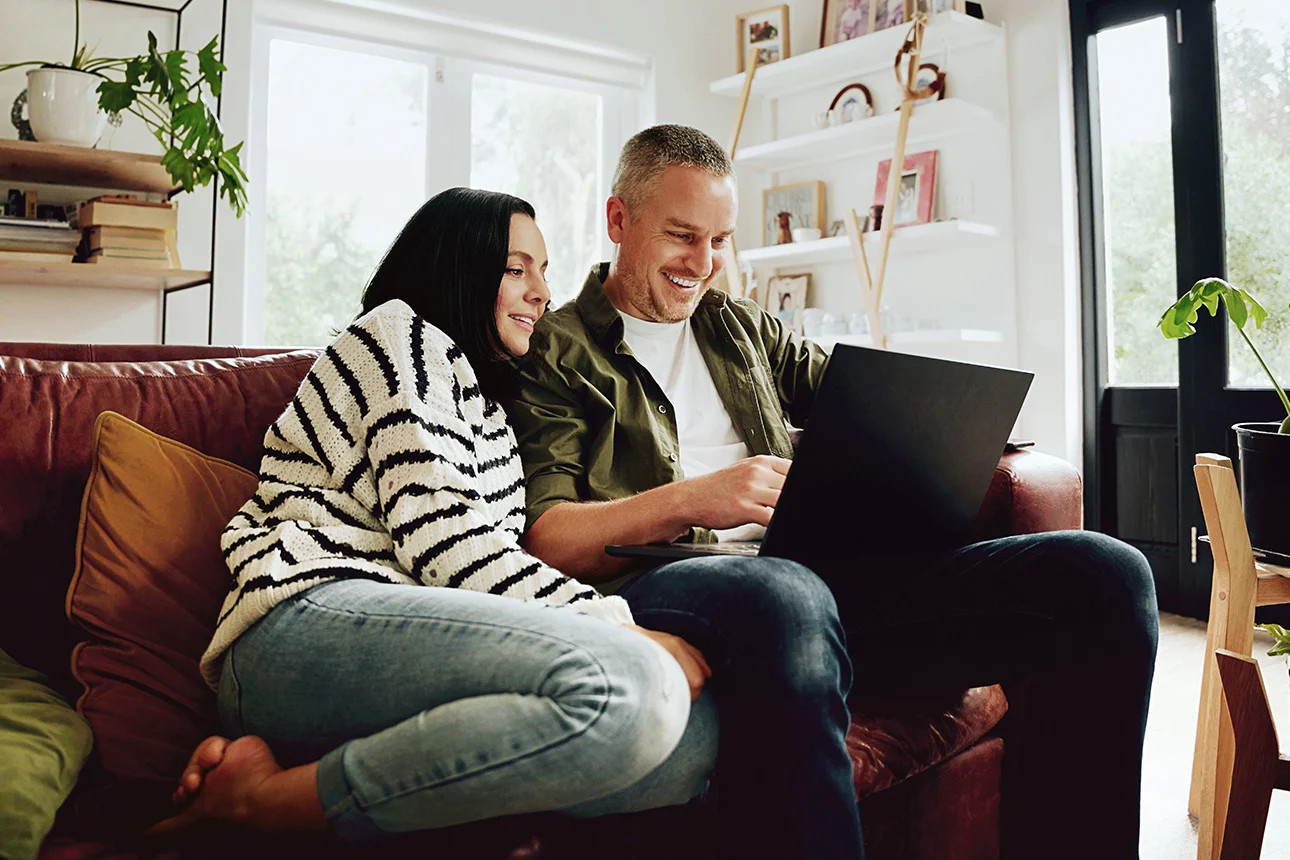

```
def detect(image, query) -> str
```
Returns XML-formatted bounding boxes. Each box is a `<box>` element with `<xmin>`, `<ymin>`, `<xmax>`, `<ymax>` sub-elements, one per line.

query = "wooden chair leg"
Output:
<box><xmin>1212</xmin><ymin>650</ymin><xmax>1279</xmax><ymax>860</ymax></box>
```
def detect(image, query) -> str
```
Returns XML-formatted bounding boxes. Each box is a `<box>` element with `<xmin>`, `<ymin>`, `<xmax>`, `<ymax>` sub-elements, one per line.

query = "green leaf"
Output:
<box><xmin>1224</xmin><ymin>290</ymin><xmax>1249</xmax><ymax>329</ymax></box>
<box><xmin>1259</xmin><ymin>623</ymin><xmax>1290</xmax><ymax>640</ymax></box>
<box><xmin>1239</xmin><ymin>289</ymin><xmax>1268</xmax><ymax>328</ymax></box>
<box><xmin>96</xmin><ymin>78</ymin><xmax>136</xmax><ymax>113</ymax></box>
<box><xmin>196</xmin><ymin>37</ymin><xmax>225</xmax><ymax>98</ymax></box>
<box><xmin>1269</xmin><ymin>641</ymin><xmax>1290</xmax><ymax>657</ymax></box>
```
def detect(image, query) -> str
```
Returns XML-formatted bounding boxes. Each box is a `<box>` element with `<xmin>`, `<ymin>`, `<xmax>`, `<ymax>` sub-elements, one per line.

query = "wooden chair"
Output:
<box><xmin>1187</xmin><ymin>454</ymin><xmax>1290</xmax><ymax>859</ymax></box>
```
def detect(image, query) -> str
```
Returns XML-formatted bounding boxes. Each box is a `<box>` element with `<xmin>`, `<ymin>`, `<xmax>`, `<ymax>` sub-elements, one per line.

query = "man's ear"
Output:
<box><xmin>606</xmin><ymin>196</ymin><xmax>629</xmax><ymax>246</ymax></box>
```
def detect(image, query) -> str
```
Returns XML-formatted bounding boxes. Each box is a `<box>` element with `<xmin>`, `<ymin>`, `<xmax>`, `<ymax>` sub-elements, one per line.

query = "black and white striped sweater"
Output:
<box><xmin>199</xmin><ymin>299</ymin><xmax>632</xmax><ymax>688</ymax></box>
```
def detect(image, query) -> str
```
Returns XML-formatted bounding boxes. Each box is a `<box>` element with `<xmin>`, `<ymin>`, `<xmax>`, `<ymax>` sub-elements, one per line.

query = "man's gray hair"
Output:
<box><xmin>611</xmin><ymin>124</ymin><xmax>734</xmax><ymax>213</ymax></box>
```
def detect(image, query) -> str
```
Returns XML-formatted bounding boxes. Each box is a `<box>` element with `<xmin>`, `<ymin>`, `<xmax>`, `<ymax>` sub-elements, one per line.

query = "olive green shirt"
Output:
<box><xmin>508</xmin><ymin>263</ymin><xmax>830</xmax><ymax>550</ymax></box>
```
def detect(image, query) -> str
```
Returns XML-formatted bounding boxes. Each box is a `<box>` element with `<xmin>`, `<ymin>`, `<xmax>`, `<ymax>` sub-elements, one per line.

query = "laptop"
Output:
<box><xmin>605</xmin><ymin>345</ymin><xmax>1034</xmax><ymax>564</ymax></box>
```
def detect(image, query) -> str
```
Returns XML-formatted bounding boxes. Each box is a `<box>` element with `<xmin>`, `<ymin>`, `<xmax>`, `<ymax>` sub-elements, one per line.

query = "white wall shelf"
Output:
<box><xmin>738</xmin><ymin>220</ymin><xmax>1000</xmax><ymax>268</ymax></box>
<box><xmin>734</xmin><ymin>99</ymin><xmax>1001</xmax><ymax>173</ymax></box>
<box><xmin>810</xmin><ymin>329</ymin><xmax>1004</xmax><ymax>350</ymax></box>
<box><xmin>710</xmin><ymin>13</ymin><xmax>1004</xmax><ymax>100</ymax></box>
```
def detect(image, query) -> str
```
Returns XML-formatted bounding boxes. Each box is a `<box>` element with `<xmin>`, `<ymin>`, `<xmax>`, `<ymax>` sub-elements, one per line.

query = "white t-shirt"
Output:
<box><xmin>619</xmin><ymin>312</ymin><xmax>766</xmax><ymax>541</ymax></box>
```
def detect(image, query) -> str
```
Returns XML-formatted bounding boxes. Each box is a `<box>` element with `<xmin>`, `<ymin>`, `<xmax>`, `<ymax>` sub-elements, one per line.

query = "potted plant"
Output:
<box><xmin>1159</xmin><ymin>278</ymin><xmax>1290</xmax><ymax>556</ymax></box>
<box><xmin>0</xmin><ymin>0</ymin><xmax>247</xmax><ymax>216</ymax></box>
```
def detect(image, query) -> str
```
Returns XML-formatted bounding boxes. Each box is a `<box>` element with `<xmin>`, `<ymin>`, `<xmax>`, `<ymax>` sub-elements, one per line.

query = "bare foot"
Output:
<box><xmin>147</xmin><ymin>736</ymin><xmax>283</xmax><ymax>835</ymax></box>
<box><xmin>172</xmin><ymin>736</ymin><xmax>229</xmax><ymax>806</ymax></box>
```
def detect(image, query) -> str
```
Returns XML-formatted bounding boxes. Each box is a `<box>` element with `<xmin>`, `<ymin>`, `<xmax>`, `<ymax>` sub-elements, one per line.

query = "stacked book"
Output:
<box><xmin>76</xmin><ymin>196</ymin><xmax>180</xmax><ymax>268</ymax></box>
<box><xmin>0</xmin><ymin>215</ymin><xmax>80</xmax><ymax>264</ymax></box>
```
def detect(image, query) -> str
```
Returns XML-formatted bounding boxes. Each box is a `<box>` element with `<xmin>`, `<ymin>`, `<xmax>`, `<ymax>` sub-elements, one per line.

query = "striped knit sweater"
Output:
<box><xmin>199</xmin><ymin>299</ymin><xmax>633</xmax><ymax>689</ymax></box>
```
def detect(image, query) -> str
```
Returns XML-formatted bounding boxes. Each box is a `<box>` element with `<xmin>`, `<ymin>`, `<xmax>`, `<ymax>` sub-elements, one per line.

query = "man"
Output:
<box><xmin>508</xmin><ymin>124</ymin><xmax>1158</xmax><ymax>860</ymax></box>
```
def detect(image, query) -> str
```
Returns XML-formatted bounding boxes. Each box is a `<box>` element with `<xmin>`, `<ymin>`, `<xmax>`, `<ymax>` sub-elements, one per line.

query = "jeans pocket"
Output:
<box><xmin>217</xmin><ymin>646</ymin><xmax>248</xmax><ymax>738</ymax></box>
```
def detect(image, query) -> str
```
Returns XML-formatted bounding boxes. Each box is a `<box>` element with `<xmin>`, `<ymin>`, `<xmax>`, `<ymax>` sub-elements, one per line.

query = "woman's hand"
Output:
<box><xmin>627</xmin><ymin>625</ymin><xmax>712</xmax><ymax>701</ymax></box>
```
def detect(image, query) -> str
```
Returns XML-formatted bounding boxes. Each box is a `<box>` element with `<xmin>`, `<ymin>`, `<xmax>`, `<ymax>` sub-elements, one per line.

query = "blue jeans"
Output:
<box><xmin>619</xmin><ymin>530</ymin><xmax>1159</xmax><ymax>860</ymax></box>
<box><xmin>216</xmin><ymin>579</ymin><xmax>718</xmax><ymax>843</ymax></box>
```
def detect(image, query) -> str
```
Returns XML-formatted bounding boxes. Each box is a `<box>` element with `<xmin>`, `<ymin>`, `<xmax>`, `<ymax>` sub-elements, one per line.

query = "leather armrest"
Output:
<box><xmin>970</xmin><ymin>449</ymin><xmax>1083</xmax><ymax>541</ymax></box>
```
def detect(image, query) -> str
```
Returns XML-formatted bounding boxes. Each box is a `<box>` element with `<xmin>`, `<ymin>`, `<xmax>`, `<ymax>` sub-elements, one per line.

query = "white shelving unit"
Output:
<box><xmin>711</xmin><ymin>10</ymin><xmax>1018</xmax><ymax>370</ymax></box>
<box><xmin>738</xmin><ymin>220</ymin><xmax>999</xmax><ymax>267</ymax></box>
<box><xmin>710</xmin><ymin>12</ymin><xmax>1004</xmax><ymax>100</ymax></box>
<box><xmin>734</xmin><ymin>98</ymin><xmax>1001</xmax><ymax>173</ymax></box>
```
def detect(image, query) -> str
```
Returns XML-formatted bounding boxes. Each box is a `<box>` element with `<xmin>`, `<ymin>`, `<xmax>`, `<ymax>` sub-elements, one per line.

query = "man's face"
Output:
<box><xmin>605</xmin><ymin>165</ymin><xmax>738</xmax><ymax>323</ymax></box>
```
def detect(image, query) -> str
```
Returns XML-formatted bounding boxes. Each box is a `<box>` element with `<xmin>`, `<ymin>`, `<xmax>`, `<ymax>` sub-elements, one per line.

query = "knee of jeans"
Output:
<box><xmin>1052</xmin><ymin>531</ymin><xmax>1159</xmax><ymax>649</ymax></box>
<box><xmin>546</xmin><ymin>631</ymin><xmax>691</xmax><ymax>785</ymax></box>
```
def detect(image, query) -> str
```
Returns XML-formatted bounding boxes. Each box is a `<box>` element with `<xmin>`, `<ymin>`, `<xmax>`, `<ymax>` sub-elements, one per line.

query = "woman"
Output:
<box><xmin>157</xmin><ymin>188</ymin><xmax>717</xmax><ymax>842</ymax></box>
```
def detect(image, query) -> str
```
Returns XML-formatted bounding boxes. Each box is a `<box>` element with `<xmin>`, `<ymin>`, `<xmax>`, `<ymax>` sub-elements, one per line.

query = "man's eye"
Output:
<box><xmin>713</xmin><ymin>237</ymin><xmax>729</xmax><ymax>248</ymax></box>
<box><xmin>671</xmin><ymin>232</ymin><xmax>692</xmax><ymax>242</ymax></box>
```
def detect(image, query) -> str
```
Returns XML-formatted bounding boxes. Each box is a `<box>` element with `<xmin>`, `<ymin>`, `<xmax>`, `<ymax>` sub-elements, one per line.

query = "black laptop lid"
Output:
<box><xmin>762</xmin><ymin>346</ymin><xmax>1033</xmax><ymax>558</ymax></box>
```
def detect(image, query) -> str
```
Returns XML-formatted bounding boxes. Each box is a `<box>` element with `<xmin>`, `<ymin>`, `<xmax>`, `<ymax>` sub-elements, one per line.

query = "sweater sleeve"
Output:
<box><xmin>363</xmin><ymin>334</ymin><xmax>633</xmax><ymax>627</ymax></box>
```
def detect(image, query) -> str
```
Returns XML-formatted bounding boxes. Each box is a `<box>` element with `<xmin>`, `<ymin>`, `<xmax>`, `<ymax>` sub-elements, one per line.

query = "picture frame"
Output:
<box><xmin>762</xmin><ymin>180</ymin><xmax>826</xmax><ymax>247</ymax></box>
<box><xmin>828</xmin><ymin>219</ymin><xmax>847</xmax><ymax>237</ymax></box>
<box><xmin>737</xmin><ymin>5</ymin><xmax>791</xmax><ymax>72</ymax></box>
<box><xmin>873</xmin><ymin>150</ymin><xmax>938</xmax><ymax>228</ymax></box>
<box><xmin>930</xmin><ymin>0</ymin><xmax>968</xmax><ymax>13</ymax></box>
<box><xmin>872</xmin><ymin>0</ymin><xmax>908</xmax><ymax>32</ymax></box>
<box><xmin>828</xmin><ymin>82</ymin><xmax>875</xmax><ymax>122</ymax></box>
<box><xmin>820</xmin><ymin>0</ymin><xmax>871</xmax><ymax>47</ymax></box>
<box><xmin>768</xmin><ymin>274</ymin><xmax>810</xmax><ymax>334</ymax></box>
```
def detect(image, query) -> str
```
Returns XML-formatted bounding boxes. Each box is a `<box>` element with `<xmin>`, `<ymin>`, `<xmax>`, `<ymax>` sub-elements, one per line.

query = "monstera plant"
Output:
<box><xmin>1159</xmin><ymin>278</ymin><xmax>1290</xmax><ymax>559</ymax></box>
<box><xmin>0</xmin><ymin>0</ymin><xmax>247</xmax><ymax>216</ymax></box>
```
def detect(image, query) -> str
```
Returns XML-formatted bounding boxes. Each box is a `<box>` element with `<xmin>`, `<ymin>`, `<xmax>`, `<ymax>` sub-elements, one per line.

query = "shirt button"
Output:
<box><xmin>658</xmin><ymin>404</ymin><xmax>667</xmax><ymax>414</ymax></box>
<box><xmin>669</xmin><ymin>453</ymin><xmax>678</xmax><ymax>462</ymax></box>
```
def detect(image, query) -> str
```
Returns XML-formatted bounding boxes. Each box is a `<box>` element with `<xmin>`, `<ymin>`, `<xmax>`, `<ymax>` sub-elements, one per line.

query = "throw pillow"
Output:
<box><xmin>0</xmin><ymin>647</ymin><xmax>93</xmax><ymax>860</ymax></box>
<box><xmin>67</xmin><ymin>411</ymin><xmax>258</xmax><ymax>783</ymax></box>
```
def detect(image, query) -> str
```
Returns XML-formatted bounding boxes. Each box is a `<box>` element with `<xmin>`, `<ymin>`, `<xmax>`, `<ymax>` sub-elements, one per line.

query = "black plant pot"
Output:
<box><xmin>1235</xmin><ymin>422</ymin><xmax>1290</xmax><ymax>558</ymax></box>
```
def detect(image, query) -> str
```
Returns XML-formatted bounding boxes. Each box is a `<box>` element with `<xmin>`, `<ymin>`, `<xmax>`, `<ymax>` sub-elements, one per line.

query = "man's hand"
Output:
<box><xmin>678</xmin><ymin>455</ymin><xmax>791</xmax><ymax>530</ymax></box>
<box><xmin>628</xmin><ymin>625</ymin><xmax>711</xmax><ymax>701</ymax></box>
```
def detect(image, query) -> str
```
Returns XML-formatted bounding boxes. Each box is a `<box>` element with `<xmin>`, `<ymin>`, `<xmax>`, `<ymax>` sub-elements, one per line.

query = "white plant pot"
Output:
<box><xmin>25</xmin><ymin>67</ymin><xmax>107</xmax><ymax>148</ymax></box>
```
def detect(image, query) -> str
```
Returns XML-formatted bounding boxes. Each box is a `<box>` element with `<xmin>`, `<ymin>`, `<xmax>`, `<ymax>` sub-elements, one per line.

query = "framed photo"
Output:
<box><xmin>737</xmin><ymin>5</ymin><xmax>791</xmax><ymax>72</ymax></box>
<box><xmin>872</xmin><ymin>0</ymin><xmax>907</xmax><ymax>32</ymax></box>
<box><xmin>829</xmin><ymin>82</ymin><xmax>875</xmax><ymax>122</ymax></box>
<box><xmin>828</xmin><ymin>219</ymin><xmax>846</xmax><ymax>237</ymax></box>
<box><xmin>873</xmin><ymin>150</ymin><xmax>938</xmax><ymax>228</ymax></box>
<box><xmin>820</xmin><ymin>0</ymin><xmax>872</xmax><ymax>47</ymax></box>
<box><xmin>762</xmin><ymin>180</ymin><xmax>826</xmax><ymax>247</ymax></box>
<box><xmin>931</xmin><ymin>0</ymin><xmax>968</xmax><ymax>13</ymax></box>
<box><xmin>768</xmin><ymin>274</ymin><xmax>810</xmax><ymax>334</ymax></box>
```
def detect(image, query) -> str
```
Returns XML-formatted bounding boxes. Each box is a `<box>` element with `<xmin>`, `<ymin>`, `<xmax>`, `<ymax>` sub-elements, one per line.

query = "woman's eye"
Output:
<box><xmin>507</xmin><ymin>267</ymin><xmax>524</xmax><ymax>277</ymax></box>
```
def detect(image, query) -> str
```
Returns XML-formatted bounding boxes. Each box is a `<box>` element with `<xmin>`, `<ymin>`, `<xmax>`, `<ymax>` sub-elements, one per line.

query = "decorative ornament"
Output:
<box><xmin>11</xmin><ymin>89</ymin><xmax>34</xmax><ymax>141</ymax></box>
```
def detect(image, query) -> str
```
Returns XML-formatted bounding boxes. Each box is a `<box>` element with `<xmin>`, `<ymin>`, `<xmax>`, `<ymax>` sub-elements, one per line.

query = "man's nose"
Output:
<box><xmin>684</xmin><ymin>245</ymin><xmax>714</xmax><ymax>279</ymax></box>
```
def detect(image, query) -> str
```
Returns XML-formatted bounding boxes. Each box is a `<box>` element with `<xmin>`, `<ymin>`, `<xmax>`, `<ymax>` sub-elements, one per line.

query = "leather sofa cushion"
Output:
<box><xmin>67</xmin><ymin>412</ymin><xmax>258</xmax><ymax>783</ymax></box>
<box><xmin>971</xmin><ymin>450</ymin><xmax>1082</xmax><ymax>541</ymax></box>
<box><xmin>848</xmin><ymin>685</ymin><xmax>1008</xmax><ymax>798</ymax></box>
<box><xmin>0</xmin><ymin>349</ymin><xmax>318</xmax><ymax>691</ymax></box>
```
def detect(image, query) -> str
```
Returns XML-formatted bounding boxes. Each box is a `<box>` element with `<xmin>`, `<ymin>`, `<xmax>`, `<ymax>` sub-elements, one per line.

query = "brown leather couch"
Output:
<box><xmin>0</xmin><ymin>342</ymin><xmax>1082</xmax><ymax>860</ymax></box>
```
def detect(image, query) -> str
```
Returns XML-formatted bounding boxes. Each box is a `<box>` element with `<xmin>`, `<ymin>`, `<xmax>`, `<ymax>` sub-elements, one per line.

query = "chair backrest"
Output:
<box><xmin>1194</xmin><ymin>455</ymin><xmax>1259</xmax><ymax>659</ymax></box>
<box><xmin>1214</xmin><ymin>649</ymin><xmax>1281</xmax><ymax>860</ymax></box>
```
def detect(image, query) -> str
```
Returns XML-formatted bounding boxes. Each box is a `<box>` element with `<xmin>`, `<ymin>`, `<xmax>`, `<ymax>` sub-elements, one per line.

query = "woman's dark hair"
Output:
<box><xmin>359</xmin><ymin>187</ymin><xmax>536</xmax><ymax>399</ymax></box>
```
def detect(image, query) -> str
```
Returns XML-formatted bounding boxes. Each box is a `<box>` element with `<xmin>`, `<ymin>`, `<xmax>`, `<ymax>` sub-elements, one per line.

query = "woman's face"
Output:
<box><xmin>495</xmin><ymin>213</ymin><xmax>551</xmax><ymax>357</ymax></box>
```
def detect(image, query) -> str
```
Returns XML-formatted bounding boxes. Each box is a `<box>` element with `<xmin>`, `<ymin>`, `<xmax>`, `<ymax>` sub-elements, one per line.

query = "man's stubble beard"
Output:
<box><xmin>620</xmin><ymin>259</ymin><xmax>694</xmax><ymax>323</ymax></box>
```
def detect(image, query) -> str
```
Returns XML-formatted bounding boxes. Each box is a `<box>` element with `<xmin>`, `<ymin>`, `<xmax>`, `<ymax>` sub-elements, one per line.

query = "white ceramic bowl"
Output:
<box><xmin>26</xmin><ymin>67</ymin><xmax>106</xmax><ymax>148</ymax></box>
<box><xmin>791</xmin><ymin>227</ymin><xmax>821</xmax><ymax>243</ymax></box>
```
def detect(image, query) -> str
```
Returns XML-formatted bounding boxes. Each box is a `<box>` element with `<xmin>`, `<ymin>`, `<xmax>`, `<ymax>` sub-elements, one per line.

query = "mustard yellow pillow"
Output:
<box><xmin>67</xmin><ymin>411</ymin><xmax>258</xmax><ymax>784</ymax></box>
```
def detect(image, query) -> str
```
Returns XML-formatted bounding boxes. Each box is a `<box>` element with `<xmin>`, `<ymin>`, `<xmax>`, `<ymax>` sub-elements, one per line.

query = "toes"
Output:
<box><xmin>196</xmin><ymin>736</ymin><xmax>230</xmax><ymax>770</ymax></box>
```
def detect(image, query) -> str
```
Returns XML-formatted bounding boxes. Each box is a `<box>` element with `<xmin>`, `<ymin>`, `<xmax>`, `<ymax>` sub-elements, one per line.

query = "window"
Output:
<box><xmin>1217</xmin><ymin>0</ymin><xmax>1290</xmax><ymax>388</ymax></box>
<box><xmin>471</xmin><ymin>74</ymin><xmax>604</xmax><ymax>308</ymax></box>
<box><xmin>1096</xmin><ymin>17</ymin><xmax>1179</xmax><ymax>386</ymax></box>
<box><xmin>262</xmin><ymin>39</ymin><xmax>428</xmax><ymax>346</ymax></box>
<box><xmin>251</xmin><ymin>25</ymin><xmax>640</xmax><ymax>346</ymax></box>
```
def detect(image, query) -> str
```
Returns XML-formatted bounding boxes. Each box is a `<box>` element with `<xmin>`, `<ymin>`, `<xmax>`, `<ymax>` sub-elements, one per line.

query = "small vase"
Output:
<box><xmin>25</xmin><ymin>67</ymin><xmax>106</xmax><ymax>148</ymax></box>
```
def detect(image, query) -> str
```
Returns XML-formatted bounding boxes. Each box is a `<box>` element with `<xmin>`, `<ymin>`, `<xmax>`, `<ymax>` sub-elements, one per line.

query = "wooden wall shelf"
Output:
<box><xmin>0</xmin><ymin>261</ymin><xmax>210</xmax><ymax>292</ymax></box>
<box><xmin>0</xmin><ymin>139</ymin><xmax>175</xmax><ymax>194</ymax></box>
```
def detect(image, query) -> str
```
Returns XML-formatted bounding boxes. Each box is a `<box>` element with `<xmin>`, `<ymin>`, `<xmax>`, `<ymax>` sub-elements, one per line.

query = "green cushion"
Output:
<box><xmin>0</xmin><ymin>648</ymin><xmax>93</xmax><ymax>860</ymax></box>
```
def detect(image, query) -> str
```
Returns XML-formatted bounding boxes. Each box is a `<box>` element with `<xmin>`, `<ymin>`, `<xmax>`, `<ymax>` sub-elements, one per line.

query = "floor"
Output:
<box><xmin>1141</xmin><ymin>612</ymin><xmax>1290</xmax><ymax>859</ymax></box>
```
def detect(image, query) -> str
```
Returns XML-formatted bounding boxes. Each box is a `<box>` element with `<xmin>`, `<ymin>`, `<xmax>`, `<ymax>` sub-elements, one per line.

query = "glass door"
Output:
<box><xmin>1074</xmin><ymin>0</ymin><xmax>1288</xmax><ymax>618</ymax></box>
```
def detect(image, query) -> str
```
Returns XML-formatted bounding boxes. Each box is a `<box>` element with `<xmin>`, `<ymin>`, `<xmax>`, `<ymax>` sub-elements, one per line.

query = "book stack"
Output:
<box><xmin>0</xmin><ymin>214</ymin><xmax>81</xmax><ymax>264</ymax></box>
<box><xmin>76</xmin><ymin>196</ymin><xmax>180</xmax><ymax>268</ymax></box>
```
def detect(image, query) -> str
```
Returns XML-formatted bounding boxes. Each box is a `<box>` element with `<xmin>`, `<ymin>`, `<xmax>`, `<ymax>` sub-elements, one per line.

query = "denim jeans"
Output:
<box><xmin>618</xmin><ymin>530</ymin><xmax>1159</xmax><ymax>860</ymax></box>
<box><xmin>216</xmin><ymin>579</ymin><xmax>718</xmax><ymax>843</ymax></box>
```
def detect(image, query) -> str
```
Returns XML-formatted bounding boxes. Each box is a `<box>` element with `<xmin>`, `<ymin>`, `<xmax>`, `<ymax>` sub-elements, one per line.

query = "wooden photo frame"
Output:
<box><xmin>768</xmin><ymin>274</ymin><xmax>810</xmax><ymax>334</ymax></box>
<box><xmin>820</xmin><ymin>0</ymin><xmax>872</xmax><ymax>47</ymax></box>
<box><xmin>873</xmin><ymin>150</ymin><xmax>938</xmax><ymax>228</ymax></box>
<box><xmin>762</xmin><ymin>180</ymin><xmax>826</xmax><ymax>247</ymax></box>
<box><xmin>931</xmin><ymin>0</ymin><xmax>968</xmax><ymax>13</ymax></box>
<box><xmin>737</xmin><ymin>5</ymin><xmax>791</xmax><ymax>72</ymax></box>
